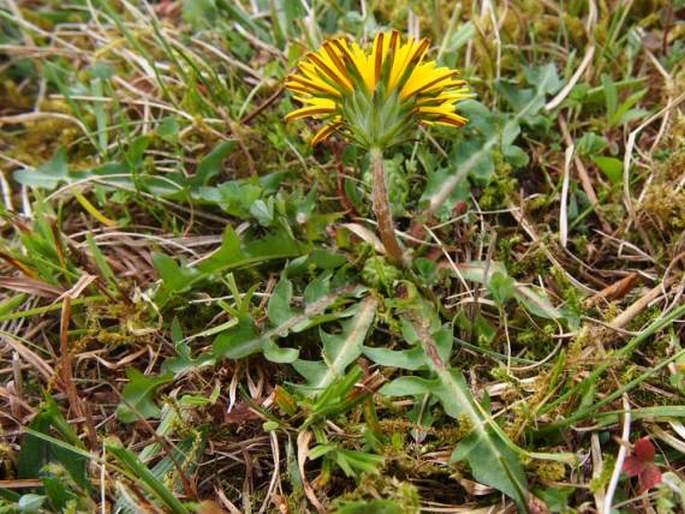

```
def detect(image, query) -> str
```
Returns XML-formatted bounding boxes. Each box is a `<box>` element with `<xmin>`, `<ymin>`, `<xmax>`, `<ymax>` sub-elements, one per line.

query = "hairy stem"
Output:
<box><xmin>369</xmin><ymin>147</ymin><xmax>404</xmax><ymax>266</ymax></box>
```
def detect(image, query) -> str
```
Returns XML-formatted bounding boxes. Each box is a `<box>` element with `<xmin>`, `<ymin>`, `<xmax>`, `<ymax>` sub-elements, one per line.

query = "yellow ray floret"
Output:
<box><xmin>285</xmin><ymin>30</ymin><xmax>472</xmax><ymax>148</ymax></box>
<box><xmin>284</xmin><ymin>96</ymin><xmax>337</xmax><ymax>122</ymax></box>
<box><xmin>312</xmin><ymin>117</ymin><xmax>343</xmax><ymax>146</ymax></box>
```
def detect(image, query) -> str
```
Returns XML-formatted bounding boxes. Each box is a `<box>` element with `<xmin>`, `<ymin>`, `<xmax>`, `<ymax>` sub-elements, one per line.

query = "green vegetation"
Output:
<box><xmin>1</xmin><ymin>1</ymin><xmax>684</xmax><ymax>512</ymax></box>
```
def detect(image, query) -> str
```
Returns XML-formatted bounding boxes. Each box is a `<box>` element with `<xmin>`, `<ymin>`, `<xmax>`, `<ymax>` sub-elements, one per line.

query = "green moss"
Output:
<box><xmin>479</xmin><ymin>154</ymin><xmax>516</xmax><ymax>211</ymax></box>
<box><xmin>526</xmin><ymin>195</ymin><xmax>551</xmax><ymax>213</ymax></box>
<box><xmin>333</xmin><ymin>475</ymin><xmax>421</xmax><ymax>513</ymax></box>
<box><xmin>567</xmin><ymin>326</ymin><xmax>595</xmax><ymax>363</ymax></box>
<box><xmin>638</xmin><ymin>149</ymin><xmax>685</xmax><ymax>250</ymax></box>
<box><xmin>590</xmin><ymin>454</ymin><xmax>616</xmax><ymax>493</ymax></box>
<box><xmin>516</xmin><ymin>323</ymin><xmax>556</xmax><ymax>358</ymax></box>
<box><xmin>0</xmin><ymin>443</ymin><xmax>16</xmax><ymax>480</ymax></box>
<box><xmin>528</xmin><ymin>459</ymin><xmax>567</xmax><ymax>482</ymax></box>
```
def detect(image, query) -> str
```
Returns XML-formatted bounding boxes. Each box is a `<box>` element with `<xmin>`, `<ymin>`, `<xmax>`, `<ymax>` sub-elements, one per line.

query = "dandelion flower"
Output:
<box><xmin>285</xmin><ymin>30</ymin><xmax>471</xmax><ymax>150</ymax></box>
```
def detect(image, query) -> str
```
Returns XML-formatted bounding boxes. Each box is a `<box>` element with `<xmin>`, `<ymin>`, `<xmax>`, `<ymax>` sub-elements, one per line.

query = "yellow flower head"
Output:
<box><xmin>285</xmin><ymin>30</ymin><xmax>472</xmax><ymax>150</ymax></box>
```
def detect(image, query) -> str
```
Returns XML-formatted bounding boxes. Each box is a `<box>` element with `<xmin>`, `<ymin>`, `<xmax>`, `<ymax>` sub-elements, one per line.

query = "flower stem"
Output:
<box><xmin>369</xmin><ymin>147</ymin><xmax>404</xmax><ymax>267</ymax></box>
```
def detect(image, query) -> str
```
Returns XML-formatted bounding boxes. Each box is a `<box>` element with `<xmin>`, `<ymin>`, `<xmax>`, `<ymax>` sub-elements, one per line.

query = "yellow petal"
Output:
<box><xmin>418</xmin><ymin>109</ymin><xmax>468</xmax><ymax>127</ymax></box>
<box><xmin>321</xmin><ymin>41</ymin><xmax>353</xmax><ymax>86</ymax></box>
<box><xmin>288</xmin><ymin>68</ymin><xmax>342</xmax><ymax>97</ymax></box>
<box><xmin>346</xmin><ymin>40</ymin><xmax>374</xmax><ymax>92</ymax></box>
<box><xmin>312</xmin><ymin>120</ymin><xmax>342</xmax><ymax>146</ymax></box>
<box><xmin>417</xmin><ymin>87</ymin><xmax>471</xmax><ymax>102</ymax></box>
<box><xmin>285</xmin><ymin>101</ymin><xmax>336</xmax><ymax>121</ymax></box>
<box><xmin>387</xmin><ymin>35</ymin><xmax>417</xmax><ymax>92</ymax></box>
<box><xmin>401</xmin><ymin>65</ymin><xmax>459</xmax><ymax>100</ymax></box>
<box><xmin>371</xmin><ymin>32</ymin><xmax>389</xmax><ymax>86</ymax></box>
<box><xmin>306</xmin><ymin>49</ymin><xmax>353</xmax><ymax>92</ymax></box>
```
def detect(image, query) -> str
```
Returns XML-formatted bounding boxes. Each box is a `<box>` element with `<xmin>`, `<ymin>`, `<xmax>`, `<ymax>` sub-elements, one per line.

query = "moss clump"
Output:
<box><xmin>0</xmin><ymin>80</ymin><xmax>33</xmax><ymax>111</ymax></box>
<box><xmin>479</xmin><ymin>153</ymin><xmax>517</xmax><ymax>211</ymax></box>
<box><xmin>638</xmin><ymin>149</ymin><xmax>685</xmax><ymax>239</ymax></box>
<box><xmin>590</xmin><ymin>454</ymin><xmax>616</xmax><ymax>493</ymax></box>
<box><xmin>516</xmin><ymin>323</ymin><xmax>556</xmax><ymax>358</ymax></box>
<box><xmin>333</xmin><ymin>476</ymin><xmax>421</xmax><ymax>514</ymax></box>
<box><xmin>0</xmin><ymin>443</ymin><xmax>16</xmax><ymax>479</ymax></box>
<box><xmin>532</xmin><ymin>13</ymin><xmax>586</xmax><ymax>47</ymax></box>
<box><xmin>640</xmin><ymin>184</ymin><xmax>685</xmax><ymax>231</ymax></box>
<box><xmin>529</xmin><ymin>459</ymin><xmax>567</xmax><ymax>482</ymax></box>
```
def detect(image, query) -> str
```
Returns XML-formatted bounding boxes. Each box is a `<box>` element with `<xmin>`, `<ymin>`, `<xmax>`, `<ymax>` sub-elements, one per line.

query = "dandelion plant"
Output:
<box><xmin>285</xmin><ymin>30</ymin><xmax>471</xmax><ymax>266</ymax></box>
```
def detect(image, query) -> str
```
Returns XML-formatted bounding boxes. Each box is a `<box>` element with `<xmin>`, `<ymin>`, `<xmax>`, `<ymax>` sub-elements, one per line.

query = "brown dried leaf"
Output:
<box><xmin>0</xmin><ymin>276</ymin><xmax>64</xmax><ymax>298</ymax></box>
<box><xmin>584</xmin><ymin>272</ymin><xmax>640</xmax><ymax>308</ymax></box>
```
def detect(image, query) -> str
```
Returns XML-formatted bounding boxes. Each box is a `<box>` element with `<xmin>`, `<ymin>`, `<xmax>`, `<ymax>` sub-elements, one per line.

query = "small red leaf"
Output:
<box><xmin>633</xmin><ymin>437</ymin><xmax>656</xmax><ymax>461</ymax></box>
<box><xmin>623</xmin><ymin>456</ymin><xmax>645</xmax><ymax>477</ymax></box>
<box><xmin>638</xmin><ymin>464</ymin><xmax>662</xmax><ymax>494</ymax></box>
